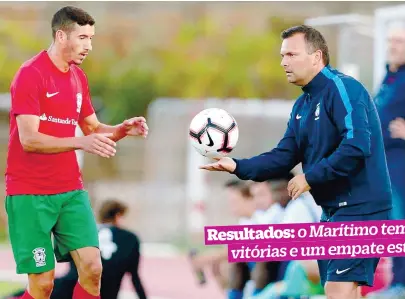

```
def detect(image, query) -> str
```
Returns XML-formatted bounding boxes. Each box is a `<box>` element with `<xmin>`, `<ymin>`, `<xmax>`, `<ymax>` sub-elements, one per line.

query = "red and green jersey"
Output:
<box><xmin>6</xmin><ymin>51</ymin><xmax>95</xmax><ymax>195</ymax></box>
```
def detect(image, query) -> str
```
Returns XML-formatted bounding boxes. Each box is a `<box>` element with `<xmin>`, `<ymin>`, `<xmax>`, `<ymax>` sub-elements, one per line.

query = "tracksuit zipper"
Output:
<box><xmin>300</xmin><ymin>93</ymin><xmax>311</xmax><ymax>133</ymax></box>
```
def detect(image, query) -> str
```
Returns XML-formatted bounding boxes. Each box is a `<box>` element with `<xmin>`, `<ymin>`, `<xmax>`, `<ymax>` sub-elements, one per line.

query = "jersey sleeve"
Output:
<box><xmin>10</xmin><ymin>66</ymin><xmax>42</xmax><ymax>116</ymax></box>
<box><xmin>78</xmin><ymin>70</ymin><xmax>95</xmax><ymax>121</ymax></box>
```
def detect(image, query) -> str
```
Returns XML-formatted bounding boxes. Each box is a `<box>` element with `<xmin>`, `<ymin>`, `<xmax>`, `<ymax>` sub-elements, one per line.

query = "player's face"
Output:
<box><xmin>249</xmin><ymin>182</ymin><xmax>274</xmax><ymax>211</ymax></box>
<box><xmin>60</xmin><ymin>23</ymin><xmax>94</xmax><ymax>65</ymax></box>
<box><xmin>280</xmin><ymin>33</ymin><xmax>319</xmax><ymax>86</ymax></box>
<box><xmin>387</xmin><ymin>28</ymin><xmax>405</xmax><ymax>68</ymax></box>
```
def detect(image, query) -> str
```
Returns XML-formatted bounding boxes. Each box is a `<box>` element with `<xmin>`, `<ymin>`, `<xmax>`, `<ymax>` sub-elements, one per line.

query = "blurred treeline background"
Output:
<box><xmin>0</xmin><ymin>1</ymin><xmax>397</xmax><ymax>246</ymax></box>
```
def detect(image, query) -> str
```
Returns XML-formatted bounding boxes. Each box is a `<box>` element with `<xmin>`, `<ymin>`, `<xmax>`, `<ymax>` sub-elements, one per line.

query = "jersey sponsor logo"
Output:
<box><xmin>46</xmin><ymin>92</ymin><xmax>59</xmax><ymax>98</ymax></box>
<box><xmin>99</xmin><ymin>227</ymin><xmax>117</xmax><ymax>260</ymax></box>
<box><xmin>76</xmin><ymin>93</ymin><xmax>82</xmax><ymax>113</ymax></box>
<box><xmin>32</xmin><ymin>247</ymin><xmax>46</xmax><ymax>267</ymax></box>
<box><xmin>39</xmin><ymin>113</ymin><xmax>78</xmax><ymax>126</ymax></box>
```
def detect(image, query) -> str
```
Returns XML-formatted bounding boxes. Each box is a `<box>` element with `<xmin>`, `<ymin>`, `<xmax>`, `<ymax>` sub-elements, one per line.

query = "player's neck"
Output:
<box><xmin>47</xmin><ymin>43</ymin><xmax>70</xmax><ymax>73</ymax></box>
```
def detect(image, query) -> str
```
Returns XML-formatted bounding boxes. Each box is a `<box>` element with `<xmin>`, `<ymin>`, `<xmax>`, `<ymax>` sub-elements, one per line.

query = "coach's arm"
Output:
<box><xmin>231</xmin><ymin>114</ymin><xmax>301</xmax><ymax>182</ymax></box>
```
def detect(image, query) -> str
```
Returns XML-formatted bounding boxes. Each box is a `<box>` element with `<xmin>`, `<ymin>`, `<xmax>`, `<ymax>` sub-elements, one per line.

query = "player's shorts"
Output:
<box><xmin>5</xmin><ymin>189</ymin><xmax>99</xmax><ymax>274</ymax></box>
<box><xmin>317</xmin><ymin>206</ymin><xmax>391</xmax><ymax>287</ymax></box>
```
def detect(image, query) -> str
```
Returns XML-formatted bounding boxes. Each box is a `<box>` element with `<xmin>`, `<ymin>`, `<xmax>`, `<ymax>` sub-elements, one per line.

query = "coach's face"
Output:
<box><xmin>387</xmin><ymin>28</ymin><xmax>405</xmax><ymax>69</ymax></box>
<box><xmin>280</xmin><ymin>33</ymin><xmax>319</xmax><ymax>86</ymax></box>
<box><xmin>59</xmin><ymin>23</ymin><xmax>94</xmax><ymax>65</ymax></box>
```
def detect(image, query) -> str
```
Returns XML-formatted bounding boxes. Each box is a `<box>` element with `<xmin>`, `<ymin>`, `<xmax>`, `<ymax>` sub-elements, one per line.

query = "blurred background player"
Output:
<box><xmin>369</xmin><ymin>21</ymin><xmax>405</xmax><ymax>299</ymax></box>
<box><xmin>4</xmin><ymin>198</ymin><xmax>147</xmax><ymax>299</ymax></box>
<box><xmin>189</xmin><ymin>180</ymin><xmax>256</xmax><ymax>295</ymax></box>
<box><xmin>190</xmin><ymin>177</ymin><xmax>287</xmax><ymax>299</ymax></box>
<box><xmin>249</xmin><ymin>173</ymin><xmax>324</xmax><ymax>299</ymax></box>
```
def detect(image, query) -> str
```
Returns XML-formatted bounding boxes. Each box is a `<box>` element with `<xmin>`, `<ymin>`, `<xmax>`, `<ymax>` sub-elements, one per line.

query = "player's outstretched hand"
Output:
<box><xmin>80</xmin><ymin>133</ymin><xmax>117</xmax><ymax>158</ymax></box>
<box><xmin>122</xmin><ymin>117</ymin><xmax>149</xmax><ymax>138</ymax></box>
<box><xmin>199</xmin><ymin>157</ymin><xmax>236</xmax><ymax>173</ymax></box>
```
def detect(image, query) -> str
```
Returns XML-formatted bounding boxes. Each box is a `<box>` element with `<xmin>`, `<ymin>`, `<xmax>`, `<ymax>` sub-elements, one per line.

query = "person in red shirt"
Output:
<box><xmin>5</xmin><ymin>6</ymin><xmax>148</xmax><ymax>299</ymax></box>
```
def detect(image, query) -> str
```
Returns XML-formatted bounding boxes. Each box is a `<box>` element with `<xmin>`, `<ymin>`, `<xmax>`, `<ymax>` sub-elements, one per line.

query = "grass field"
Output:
<box><xmin>0</xmin><ymin>281</ymin><xmax>24</xmax><ymax>297</ymax></box>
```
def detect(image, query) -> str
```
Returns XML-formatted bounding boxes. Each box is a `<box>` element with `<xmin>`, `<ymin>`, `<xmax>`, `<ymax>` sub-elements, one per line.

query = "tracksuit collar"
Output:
<box><xmin>385</xmin><ymin>63</ymin><xmax>405</xmax><ymax>74</ymax></box>
<box><xmin>302</xmin><ymin>65</ymin><xmax>332</xmax><ymax>96</ymax></box>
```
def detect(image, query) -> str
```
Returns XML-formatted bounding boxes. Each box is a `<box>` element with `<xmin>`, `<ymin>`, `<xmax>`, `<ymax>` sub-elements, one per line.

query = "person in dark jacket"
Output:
<box><xmin>368</xmin><ymin>23</ymin><xmax>405</xmax><ymax>299</ymax></box>
<box><xmin>200</xmin><ymin>25</ymin><xmax>392</xmax><ymax>299</ymax></box>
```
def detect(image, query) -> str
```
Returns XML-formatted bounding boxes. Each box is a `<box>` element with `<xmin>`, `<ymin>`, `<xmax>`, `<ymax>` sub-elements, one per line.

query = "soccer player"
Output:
<box><xmin>200</xmin><ymin>25</ymin><xmax>393</xmax><ymax>299</ymax></box>
<box><xmin>5</xmin><ymin>6</ymin><xmax>148</xmax><ymax>299</ymax></box>
<box><xmin>368</xmin><ymin>23</ymin><xmax>405</xmax><ymax>298</ymax></box>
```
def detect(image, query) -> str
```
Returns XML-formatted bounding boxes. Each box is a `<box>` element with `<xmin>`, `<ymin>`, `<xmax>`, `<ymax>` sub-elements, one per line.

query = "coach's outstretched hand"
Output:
<box><xmin>199</xmin><ymin>157</ymin><xmax>236</xmax><ymax>173</ymax></box>
<box><xmin>80</xmin><ymin>133</ymin><xmax>117</xmax><ymax>158</ymax></box>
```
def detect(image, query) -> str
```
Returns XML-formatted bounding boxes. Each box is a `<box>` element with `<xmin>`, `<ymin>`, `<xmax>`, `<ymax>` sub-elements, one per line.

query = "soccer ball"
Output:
<box><xmin>189</xmin><ymin>108</ymin><xmax>239</xmax><ymax>158</ymax></box>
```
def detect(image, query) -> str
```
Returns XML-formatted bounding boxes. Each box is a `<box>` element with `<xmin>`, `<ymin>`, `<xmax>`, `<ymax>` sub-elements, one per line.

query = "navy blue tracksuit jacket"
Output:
<box><xmin>233</xmin><ymin>65</ymin><xmax>392</xmax><ymax>215</ymax></box>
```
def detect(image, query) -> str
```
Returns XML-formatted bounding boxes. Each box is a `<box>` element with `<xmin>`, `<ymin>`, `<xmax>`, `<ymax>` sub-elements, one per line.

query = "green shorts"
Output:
<box><xmin>5</xmin><ymin>190</ymin><xmax>99</xmax><ymax>274</ymax></box>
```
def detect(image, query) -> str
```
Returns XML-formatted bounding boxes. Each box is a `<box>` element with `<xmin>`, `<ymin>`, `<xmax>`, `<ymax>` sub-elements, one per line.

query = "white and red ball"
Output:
<box><xmin>189</xmin><ymin>108</ymin><xmax>239</xmax><ymax>158</ymax></box>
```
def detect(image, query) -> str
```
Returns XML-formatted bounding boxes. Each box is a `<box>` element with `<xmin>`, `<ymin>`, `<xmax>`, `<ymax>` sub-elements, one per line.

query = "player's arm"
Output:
<box><xmin>17</xmin><ymin>115</ymin><xmax>116</xmax><ymax>157</ymax></box>
<box><xmin>304</xmin><ymin>81</ymin><xmax>371</xmax><ymax>186</ymax></box>
<box><xmin>79</xmin><ymin>113</ymin><xmax>148</xmax><ymax>142</ymax></box>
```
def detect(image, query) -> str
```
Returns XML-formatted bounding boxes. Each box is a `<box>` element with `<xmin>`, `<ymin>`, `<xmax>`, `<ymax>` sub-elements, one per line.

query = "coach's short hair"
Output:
<box><xmin>98</xmin><ymin>199</ymin><xmax>128</xmax><ymax>223</ymax></box>
<box><xmin>51</xmin><ymin>6</ymin><xmax>95</xmax><ymax>38</ymax></box>
<box><xmin>281</xmin><ymin>25</ymin><xmax>330</xmax><ymax>66</ymax></box>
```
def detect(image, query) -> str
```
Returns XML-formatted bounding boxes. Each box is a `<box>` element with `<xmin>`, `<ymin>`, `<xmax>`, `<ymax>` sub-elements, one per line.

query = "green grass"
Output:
<box><xmin>0</xmin><ymin>281</ymin><xmax>24</xmax><ymax>296</ymax></box>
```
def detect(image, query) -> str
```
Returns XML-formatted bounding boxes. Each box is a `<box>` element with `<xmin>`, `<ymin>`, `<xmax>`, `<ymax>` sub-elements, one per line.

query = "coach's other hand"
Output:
<box><xmin>287</xmin><ymin>174</ymin><xmax>311</xmax><ymax>200</ymax></box>
<box><xmin>80</xmin><ymin>133</ymin><xmax>117</xmax><ymax>158</ymax></box>
<box><xmin>199</xmin><ymin>157</ymin><xmax>236</xmax><ymax>173</ymax></box>
<box><xmin>389</xmin><ymin>117</ymin><xmax>405</xmax><ymax>140</ymax></box>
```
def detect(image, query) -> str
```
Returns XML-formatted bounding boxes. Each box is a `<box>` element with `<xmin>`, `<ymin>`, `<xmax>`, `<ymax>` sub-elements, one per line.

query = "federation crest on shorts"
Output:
<box><xmin>76</xmin><ymin>93</ymin><xmax>83</xmax><ymax>113</ymax></box>
<box><xmin>32</xmin><ymin>247</ymin><xmax>46</xmax><ymax>267</ymax></box>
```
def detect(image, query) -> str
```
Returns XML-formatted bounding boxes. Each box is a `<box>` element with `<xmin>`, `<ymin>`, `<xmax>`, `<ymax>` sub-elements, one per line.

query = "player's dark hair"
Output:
<box><xmin>98</xmin><ymin>199</ymin><xmax>128</xmax><ymax>223</ymax></box>
<box><xmin>51</xmin><ymin>6</ymin><xmax>95</xmax><ymax>38</ymax></box>
<box><xmin>281</xmin><ymin>25</ymin><xmax>330</xmax><ymax>66</ymax></box>
<box><xmin>224</xmin><ymin>179</ymin><xmax>252</xmax><ymax>199</ymax></box>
